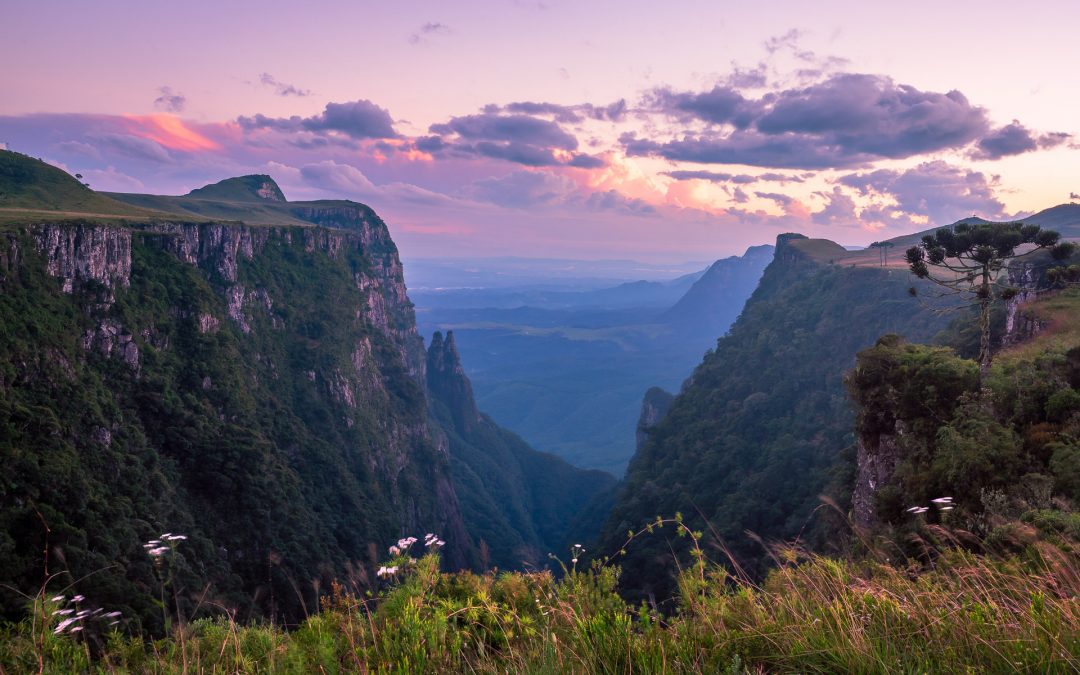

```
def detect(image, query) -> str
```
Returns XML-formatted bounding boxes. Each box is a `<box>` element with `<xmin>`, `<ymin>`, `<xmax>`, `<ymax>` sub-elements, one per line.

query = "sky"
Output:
<box><xmin>3</xmin><ymin>0</ymin><xmax>1079</xmax><ymax>262</ymax></box>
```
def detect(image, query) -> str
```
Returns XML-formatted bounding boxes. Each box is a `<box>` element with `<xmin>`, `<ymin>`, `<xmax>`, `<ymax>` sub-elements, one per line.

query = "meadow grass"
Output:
<box><xmin>1</xmin><ymin>520</ymin><xmax>1076</xmax><ymax>674</ymax></box>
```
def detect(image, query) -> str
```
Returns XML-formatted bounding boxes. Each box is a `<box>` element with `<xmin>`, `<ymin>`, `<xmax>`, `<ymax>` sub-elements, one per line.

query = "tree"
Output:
<box><xmin>868</xmin><ymin>241</ymin><xmax>895</xmax><ymax>266</ymax></box>
<box><xmin>906</xmin><ymin>222</ymin><xmax>1074</xmax><ymax>374</ymax></box>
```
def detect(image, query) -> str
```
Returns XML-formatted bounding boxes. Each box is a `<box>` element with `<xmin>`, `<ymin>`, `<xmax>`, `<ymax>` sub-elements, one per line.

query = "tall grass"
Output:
<box><xmin>1</xmin><ymin>522</ymin><xmax>1077</xmax><ymax>674</ymax></box>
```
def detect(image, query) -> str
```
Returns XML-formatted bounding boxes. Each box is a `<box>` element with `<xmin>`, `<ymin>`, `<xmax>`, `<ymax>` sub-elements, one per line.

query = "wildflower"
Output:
<box><xmin>931</xmin><ymin>497</ymin><xmax>954</xmax><ymax>504</ymax></box>
<box><xmin>103</xmin><ymin>611</ymin><xmax>122</xmax><ymax>618</ymax></box>
<box><xmin>52</xmin><ymin>609</ymin><xmax>74</xmax><ymax>616</ymax></box>
<box><xmin>164</xmin><ymin>534</ymin><xmax>187</xmax><ymax>541</ymax></box>
<box><xmin>376</xmin><ymin>565</ymin><xmax>398</xmax><ymax>578</ymax></box>
<box><xmin>914</xmin><ymin>507</ymin><xmax>929</xmax><ymax>514</ymax></box>
<box><xmin>906</xmin><ymin>506</ymin><xmax>923</xmax><ymax>513</ymax></box>
<box><xmin>161</xmin><ymin>532</ymin><xmax>172</xmax><ymax>538</ymax></box>
<box><xmin>148</xmin><ymin>546</ymin><xmax>169</xmax><ymax>557</ymax></box>
<box><xmin>389</xmin><ymin>545</ymin><xmax>401</xmax><ymax>556</ymax></box>
<box><xmin>571</xmin><ymin>558</ymin><xmax>578</xmax><ymax>564</ymax></box>
<box><xmin>54</xmin><ymin>617</ymin><xmax>80</xmax><ymax>634</ymax></box>
<box><xmin>71</xmin><ymin>595</ymin><xmax>85</xmax><ymax>603</ymax></box>
<box><xmin>70</xmin><ymin>626</ymin><xmax>83</xmax><ymax>633</ymax></box>
<box><xmin>940</xmin><ymin>506</ymin><xmax>954</xmax><ymax>510</ymax></box>
<box><xmin>50</xmin><ymin>595</ymin><xmax>64</xmax><ymax>603</ymax></box>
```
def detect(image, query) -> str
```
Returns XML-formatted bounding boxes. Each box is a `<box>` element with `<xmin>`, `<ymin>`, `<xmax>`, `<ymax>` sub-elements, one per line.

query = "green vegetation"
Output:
<box><xmin>0</xmin><ymin>150</ymin><xmax>158</xmax><ymax>220</ymax></box>
<box><xmin>1</xmin><ymin>526</ymin><xmax>1076</xmax><ymax>673</ymax></box>
<box><xmin>0</xmin><ymin>223</ymin><xmax>455</xmax><ymax>631</ymax></box>
<box><xmin>426</xmin><ymin>331</ymin><xmax>617</xmax><ymax>570</ymax></box>
<box><xmin>598</xmin><ymin>234</ymin><xmax>955</xmax><ymax>602</ymax></box>
<box><xmin>906</xmin><ymin>221</ymin><xmax>1073</xmax><ymax>370</ymax></box>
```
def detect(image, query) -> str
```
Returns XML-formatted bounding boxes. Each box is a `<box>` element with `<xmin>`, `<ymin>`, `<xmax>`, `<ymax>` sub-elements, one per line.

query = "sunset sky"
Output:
<box><xmin>3</xmin><ymin>0</ymin><xmax>1079</xmax><ymax>262</ymax></box>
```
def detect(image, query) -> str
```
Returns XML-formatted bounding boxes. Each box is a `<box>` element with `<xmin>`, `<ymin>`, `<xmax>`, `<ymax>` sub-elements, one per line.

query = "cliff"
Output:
<box><xmin>662</xmin><ymin>244</ymin><xmax>773</xmax><ymax>338</ymax></box>
<box><xmin>0</xmin><ymin>180</ymin><xmax>474</xmax><ymax>625</ymax></box>
<box><xmin>598</xmin><ymin>234</ymin><xmax>954</xmax><ymax>603</ymax></box>
<box><xmin>425</xmin><ymin>330</ymin><xmax>617</xmax><ymax>570</ymax></box>
<box><xmin>635</xmin><ymin>387</ymin><xmax>674</xmax><ymax>451</ymax></box>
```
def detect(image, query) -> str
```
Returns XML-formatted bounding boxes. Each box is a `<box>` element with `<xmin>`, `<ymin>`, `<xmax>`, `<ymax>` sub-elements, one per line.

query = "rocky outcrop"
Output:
<box><xmin>636</xmin><ymin>387</ymin><xmax>674</xmax><ymax>451</ymax></box>
<box><xmin>34</xmin><ymin>223</ymin><xmax>131</xmax><ymax>295</ymax></box>
<box><xmin>1002</xmin><ymin>262</ymin><xmax>1047</xmax><ymax>348</ymax></box>
<box><xmin>426</xmin><ymin>331</ymin><xmax>479</xmax><ymax>434</ymax></box>
<box><xmin>851</xmin><ymin>420</ymin><xmax>906</xmax><ymax>529</ymax></box>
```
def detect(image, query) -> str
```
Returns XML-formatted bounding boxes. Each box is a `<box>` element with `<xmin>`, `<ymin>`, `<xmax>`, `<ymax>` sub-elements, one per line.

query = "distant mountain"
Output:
<box><xmin>415</xmin><ymin>246</ymin><xmax>774</xmax><ymax>475</ymax></box>
<box><xmin>185</xmin><ymin>175</ymin><xmax>287</xmax><ymax>203</ymax></box>
<box><xmin>663</xmin><ymin>244</ymin><xmax>774</xmax><ymax>337</ymax></box>
<box><xmin>426</xmin><ymin>331</ymin><xmax>616</xmax><ymax>569</ymax></box>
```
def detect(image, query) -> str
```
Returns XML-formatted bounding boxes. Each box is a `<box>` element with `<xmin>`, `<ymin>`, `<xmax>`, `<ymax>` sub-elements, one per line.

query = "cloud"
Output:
<box><xmin>431</xmin><ymin>113</ymin><xmax>578</xmax><ymax>149</ymax></box>
<box><xmin>91</xmin><ymin>133</ymin><xmax>172</xmax><ymax>163</ymax></box>
<box><xmin>409</xmin><ymin>21</ymin><xmax>451</xmax><ymax>44</ymax></box>
<box><xmin>497</xmin><ymin>99</ymin><xmax>628</xmax><ymax>123</ymax></box>
<box><xmin>754</xmin><ymin>191</ymin><xmax>796</xmax><ymax>208</ymax></box>
<box><xmin>633</xmin><ymin>73</ymin><xmax>991</xmax><ymax>169</ymax></box>
<box><xmin>811</xmin><ymin>187</ymin><xmax>858</xmax><ymax>226</ymax></box>
<box><xmin>153</xmin><ymin>86</ymin><xmax>186</xmax><ymax>113</ymax></box>
<box><xmin>55</xmin><ymin>140</ymin><xmax>101</xmax><ymax>160</ymax></box>
<box><xmin>298</xmin><ymin>159</ymin><xmax>377</xmax><ymax>195</ymax></box>
<box><xmin>645</xmin><ymin>86</ymin><xmax>760</xmax><ymax>128</ymax></box>
<box><xmin>238</xmin><ymin>99</ymin><xmax>399</xmax><ymax>140</ymax></box>
<box><xmin>972</xmin><ymin>120</ymin><xmax>1071</xmax><ymax>160</ymax></box>
<box><xmin>464</xmin><ymin>170</ymin><xmax>577</xmax><ymax>208</ymax></box>
<box><xmin>840</xmin><ymin>160</ymin><xmax>1005</xmax><ymax>225</ymax></box>
<box><xmin>259</xmin><ymin>73</ymin><xmax>311</xmax><ymax>97</ymax></box>
<box><xmin>663</xmin><ymin>170</ymin><xmax>802</xmax><ymax>184</ymax></box>
<box><xmin>463</xmin><ymin>169</ymin><xmax>654</xmax><ymax>214</ymax></box>
<box><xmin>425</xmin><ymin>111</ymin><xmax>602</xmax><ymax>167</ymax></box>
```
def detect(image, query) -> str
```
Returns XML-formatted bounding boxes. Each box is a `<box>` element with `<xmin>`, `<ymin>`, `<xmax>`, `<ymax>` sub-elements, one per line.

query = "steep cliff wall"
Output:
<box><xmin>426</xmin><ymin>330</ymin><xmax>617</xmax><ymax>570</ymax></box>
<box><xmin>0</xmin><ymin>217</ymin><xmax>471</xmax><ymax>626</ymax></box>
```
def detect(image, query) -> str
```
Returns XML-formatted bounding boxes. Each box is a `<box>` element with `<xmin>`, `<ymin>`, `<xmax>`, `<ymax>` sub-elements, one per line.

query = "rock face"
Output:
<box><xmin>851</xmin><ymin>421</ymin><xmax>905</xmax><ymax>529</ymax></box>
<box><xmin>2</xmin><ymin>214</ymin><xmax>475</xmax><ymax>620</ymax></box>
<box><xmin>427</xmin><ymin>331</ymin><xmax>480</xmax><ymax>434</ymax></box>
<box><xmin>636</xmin><ymin>387</ymin><xmax>674</xmax><ymax>451</ymax></box>
<box><xmin>35</xmin><ymin>223</ymin><xmax>131</xmax><ymax>295</ymax></box>
<box><xmin>1002</xmin><ymin>262</ymin><xmax>1047</xmax><ymax>348</ymax></box>
<box><xmin>424</xmin><ymin>329</ymin><xmax>618</xmax><ymax>570</ymax></box>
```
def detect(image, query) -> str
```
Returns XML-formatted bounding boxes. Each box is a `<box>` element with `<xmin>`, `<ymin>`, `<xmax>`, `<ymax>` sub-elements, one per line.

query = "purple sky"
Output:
<box><xmin>3</xmin><ymin>1</ymin><xmax>1078</xmax><ymax>262</ymax></box>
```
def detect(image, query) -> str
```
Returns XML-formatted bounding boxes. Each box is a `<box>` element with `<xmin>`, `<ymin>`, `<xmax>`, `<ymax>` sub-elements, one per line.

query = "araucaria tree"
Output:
<box><xmin>906</xmin><ymin>222</ymin><xmax>1074</xmax><ymax>373</ymax></box>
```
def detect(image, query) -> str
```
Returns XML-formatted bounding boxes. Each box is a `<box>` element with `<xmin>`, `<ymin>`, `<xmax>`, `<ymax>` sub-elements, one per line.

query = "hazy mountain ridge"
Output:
<box><xmin>416</xmin><ymin>245</ymin><xmax>775</xmax><ymax>474</ymax></box>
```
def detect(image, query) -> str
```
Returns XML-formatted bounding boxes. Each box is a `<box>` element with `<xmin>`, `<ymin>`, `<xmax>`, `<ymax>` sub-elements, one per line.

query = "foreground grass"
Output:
<box><xmin>2</xmin><ymin>533</ymin><xmax>1077</xmax><ymax>674</ymax></box>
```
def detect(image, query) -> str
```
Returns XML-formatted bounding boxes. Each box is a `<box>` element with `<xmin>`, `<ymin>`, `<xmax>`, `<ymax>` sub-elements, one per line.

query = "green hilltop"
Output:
<box><xmin>0</xmin><ymin>150</ymin><xmax>158</xmax><ymax>221</ymax></box>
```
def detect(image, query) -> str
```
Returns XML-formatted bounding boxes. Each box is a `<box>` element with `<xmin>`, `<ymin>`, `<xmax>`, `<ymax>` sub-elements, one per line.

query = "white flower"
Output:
<box><xmin>50</xmin><ymin>595</ymin><xmax>64</xmax><ymax>603</ymax></box>
<box><xmin>148</xmin><ymin>546</ymin><xmax>169</xmax><ymax>557</ymax></box>
<box><xmin>104</xmin><ymin>611</ymin><xmax>122</xmax><ymax>618</ymax></box>
<box><xmin>906</xmin><ymin>506</ymin><xmax>923</xmax><ymax>512</ymax></box>
<box><xmin>376</xmin><ymin>565</ymin><xmax>399</xmax><ymax>578</ymax></box>
<box><xmin>931</xmin><ymin>497</ymin><xmax>954</xmax><ymax>504</ymax></box>
<box><xmin>389</xmin><ymin>545</ymin><xmax>401</xmax><ymax>556</ymax></box>
<box><xmin>571</xmin><ymin>558</ymin><xmax>578</xmax><ymax>564</ymax></box>
<box><xmin>939</xmin><ymin>506</ymin><xmax>954</xmax><ymax>510</ymax></box>
<box><xmin>71</xmin><ymin>595</ymin><xmax>85</xmax><ymax>603</ymax></box>
<box><xmin>165</xmin><ymin>534</ymin><xmax>187</xmax><ymax>541</ymax></box>
<box><xmin>54</xmin><ymin>617</ymin><xmax>79</xmax><ymax>633</ymax></box>
<box><xmin>52</xmin><ymin>609</ymin><xmax>74</xmax><ymax>616</ymax></box>
<box><xmin>70</xmin><ymin>626</ymin><xmax>82</xmax><ymax>633</ymax></box>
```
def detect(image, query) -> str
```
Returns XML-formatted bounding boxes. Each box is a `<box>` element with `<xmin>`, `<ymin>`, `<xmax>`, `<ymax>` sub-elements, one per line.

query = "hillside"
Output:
<box><xmin>662</xmin><ymin>244</ymin><xmax>773</xmax><ymax>336</ymax></box>
<box><xmin>0</xmin><ymin>150</ymin><xmax>158</xmax><ymax>221</ymax></box>
<box><xmin>597</xmin><ymin>233</ymin><xmax>956</xmax><ymax>602</ymax></box>
<box><xmin>426</xmin><ymin>331</ymin><xmax>616</xmax><ymax>569</ymax></box>
<box><xmin>416</xmin><ymin>245</ymin><xmax>773</xmax><ymax>474</ymax></box>
<box><xmin>0</xmin><ymin>164</ymin><xmax>609</xmax><ymax>632</ymax></box>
